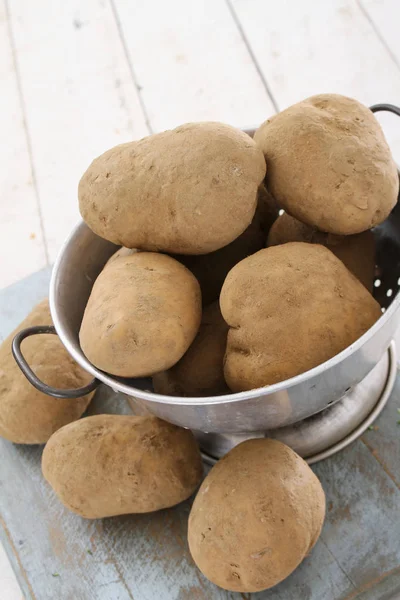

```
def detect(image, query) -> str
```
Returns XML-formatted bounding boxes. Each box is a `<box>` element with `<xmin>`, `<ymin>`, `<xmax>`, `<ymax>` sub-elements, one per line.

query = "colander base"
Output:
<box><xmin>196</xmin><ymin>341</ymin><xmax>397</xmax><ymax>466</ymax></box>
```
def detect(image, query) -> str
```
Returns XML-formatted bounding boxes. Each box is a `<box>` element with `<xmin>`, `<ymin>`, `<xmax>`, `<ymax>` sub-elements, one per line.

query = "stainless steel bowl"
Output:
<box><xmin>12</xmin><ymin>105</ymin><xmax>400</xmax><ymax>436</ymax></box>
<box><xmin>45</xmin><ymin>214</ymin><xmax>400</xmax><ymax>434</ymax></box>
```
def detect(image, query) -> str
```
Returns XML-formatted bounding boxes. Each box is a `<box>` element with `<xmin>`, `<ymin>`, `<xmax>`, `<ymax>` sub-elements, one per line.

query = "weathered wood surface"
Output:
<box><xmin>1</xmin><ymin>268</ymin><xmax>400</xmax><ymax>600</ymax></box>
<box><xmin>3</xmin><ymin>0</ymin><xmax>400</xmax><ymax>291</ymax></box>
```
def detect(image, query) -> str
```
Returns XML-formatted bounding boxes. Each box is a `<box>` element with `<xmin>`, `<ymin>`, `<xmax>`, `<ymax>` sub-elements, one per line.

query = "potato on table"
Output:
<box><xmin>188</xmin><ymin>439</ymin><xmax>325</xmax><ymax>592</ymax></box>
<box><xmin>174</xmin><ymin>185</ymin><xmax>278</xmax><ymax>306</ymax></box>
<box><xmin>254</xmin><ymin>94</ymin><xmax>398</xmax><ymax>235</ymax></box>
<box><xmin>153</xmin><ymin>302</ymin><xmax>229</xmax><ymax>397</ymax></box>
<box><xmin>0</xmin><ymin>299</ymin><xmax>94</xmax><ymax>444</ymax></box>
<box><xmin>42</xmin><ymin>414</ymin><xmax>203</xmax><ymax>518</ymax></box>
<box><xmin>221</xmin><ymin>242</ymin><xmax>381</xmax><ymax>391</ymax></box>
<box><xmin>268</xmin><ymin>212</ymin><xmax>376</xmax><ymax>291</ymax></box>
<box><xmin>79</xmin><ymin>122</ymin><xmax>266</xmax><ymax>254</ymax></box>
<box><xmin>80</xmin><ymin>252</ymin><xmax>202</xmax><ymax>377</ymax></box>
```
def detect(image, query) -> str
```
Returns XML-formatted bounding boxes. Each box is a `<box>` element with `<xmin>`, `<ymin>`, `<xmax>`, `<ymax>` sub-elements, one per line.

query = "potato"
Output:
<box><xmin>254</xmin><ymin>94</ymin><xmax>398</xmax><ymax>235</ymax></box>
<box><xmin>221</xmin><ymin>243</ymin><xmax>381</xmax><ymax>391</ymax></box>
<box><xmin>42</xmin><ymin>414</ymin><xmax>203</xmax><ymax>518</ymax></box>
<box><xmin>80</xmin><ymin>252</ymin><xmax>202</xmax><ymax>377</ymax></box>
<box><xmin>79</xmin><ymin>122</ymin><xmax>266</xmax><ymax>254</ymax></box>
<box><xmin>268</xmin><ymin>212</ymin><xmax>376</xmax><ymax>291</ymax></box>
<box><xmin>188</xmin><ymin>439</ymin><xmax>325</xmax><ymax>592</ymax></box>
<box><xmin>0</xmin><ymin>299</ymin><xmax>94</xmax><ymax>444</ymax></box>
<box><xmin>174</xmin><ymin>185</ymin><xmax>278</xmax><ymax>305</ymax></box>
<box><xmin>152</xmin><ymin>302</ymin><xmax>229</xmax><ymax>397</ymax></box>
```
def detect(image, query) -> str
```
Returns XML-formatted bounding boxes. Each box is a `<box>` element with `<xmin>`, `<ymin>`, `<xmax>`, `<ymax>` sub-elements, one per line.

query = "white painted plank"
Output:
<box><xmin>358</xmin><ymin>0</ymin><xmax>400</xmax><ymax>164</ymax></box>
<box><xmin>0</xmin><ymin>543</ymin><xmax>21</xmax><ymax>600</ymax></box>
<box><xmin>0</xmin><ymin>0</ymin><xmax>47</xmax><ymax>290</ymax></box>
<box><xmin>230</xmin><ymin>0</ymin><xmax>400</xmax><ymax>161</ymax></box>
<box><xmin>359</xmin><ymin>0</ymin><xmax>400</xmax><ymax>62</ymax></box>
<box><xmin>8</xmin><ymin>0</ymin><xmax>149</xmax><ymax>263</ymax></box>
<box><xmin>113</xmin><ymin>0</ymin><xmax>275</xmax><ymax>132</ymax></box>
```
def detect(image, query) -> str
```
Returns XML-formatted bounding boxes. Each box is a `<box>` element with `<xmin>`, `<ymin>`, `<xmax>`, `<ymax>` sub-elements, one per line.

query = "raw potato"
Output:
<box><xmin>80</xmin><ymin>252</ymin><xmax>202</xmax><ymax>377</ymax></box>
<box><xmin>254</xmin><ymin>94</ymin><xmax>399</xmax><ymax>234</ymax></box>
<box><xmin>42</xmin><ymin>414</ymin><xmax>203</xmax><ymax>518</ymax></box>
<box><xmin>152</xmin><ymin>302</ymin><xmax>229</xmax><ymax>397</ymax></box>
<box><xmin>106</xmin><ymin>185</ymin><xmax>278</xmax><ymax>306</ymax></box>
<box><xmin>188</xmin><ymin>439</ymin><xmax>325</xmax><ymax>592</ymax></box>
<box><xmin>221</xmin><ymin>243</ymin><xmax>381</xmax><ymax>391</ymax></box>
<box><xmin>79</xmin><ymin>122</ymin><xmax>266</xmax><ymax>254</ymax></box>
<box><xmin>268</xmin><ymin>212</ymin><xmax>376</xmax><ymax>291</ymax></box>
<box><xmin>0</xmin><ymin>300</ymin><xmax>94</xmax><ymax>444</ymax></box>
<box><xmin>174</xmin><ymin>185</ymin><xmax>278</xmax><ymax>305</ymax></box>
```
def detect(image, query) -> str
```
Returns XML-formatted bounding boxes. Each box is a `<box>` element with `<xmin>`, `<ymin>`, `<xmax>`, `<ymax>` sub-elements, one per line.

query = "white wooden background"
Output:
<box><xmin>1</xmin><ymin>0</ymin><xmax>400</xmax><ymax>597</ymax></box>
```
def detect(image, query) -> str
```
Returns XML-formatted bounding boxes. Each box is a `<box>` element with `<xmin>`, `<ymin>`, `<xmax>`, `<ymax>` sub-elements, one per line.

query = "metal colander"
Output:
<box><xmin>12</xmin><ymin>104</ymin><xmax>400</xmax><ymax>441</ymax></box>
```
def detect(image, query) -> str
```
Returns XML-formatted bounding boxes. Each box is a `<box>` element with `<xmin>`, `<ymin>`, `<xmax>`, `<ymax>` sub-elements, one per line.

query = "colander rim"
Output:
<box><xmin>49</xmin><ymin>220</ymin><xmax>399</xmax><ymax>406</ymax></box>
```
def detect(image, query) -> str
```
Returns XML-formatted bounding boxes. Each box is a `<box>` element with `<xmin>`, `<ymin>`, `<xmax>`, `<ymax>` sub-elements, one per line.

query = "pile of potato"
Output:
<box><xmin>78</xmin><ymin>93</ymin><xmax>397</xmax><ymax>394</ymax></box>
<box><xmin>1</xmin><ymin>93</ymin><xmax>398</xmax><ymax>594</ymax></box>
<box><xmin>0</xmin><ymin>295</ymin><xmax>326</xmax><ymax>592</ymax></box>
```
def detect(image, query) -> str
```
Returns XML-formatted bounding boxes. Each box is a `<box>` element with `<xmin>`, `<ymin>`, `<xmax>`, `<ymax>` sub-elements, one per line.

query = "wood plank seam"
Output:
<box><xmin>359</xmin><ymin>435</ymin><xmax>400</xmax><ymax>490</ymax></box>
<box><xmin>109</xmin><ymin>0</ymin><xmax>154</xmax><ymax>134</ymax></box>
<box><xmin>94</xmin><ymin>522</ymin><xmax>135</xmax><ymax>600</ymax></box>
<box><xmin>225</xmin><ymin>0</ymin><xmax>280</xmax><ymax>113</ymax></box>
<box><xmin>356</xmin><ymin>0</ymin><xmax>400</xmax><ymax>72</ymax></box>
<box><xmin>343</xmin><ymin>565</ymin><xmax>400</xmax><ymax>600</ymax></box>
<box><xmin>0</xmin><ymin>515</ymin><xmax>36</xmax><ymax>600</ymax></box>
<box><xmin>320</xmin><ymin>538</ymin><xmax>358</xmax><ymax>592</ymax></box>
<box><xmin>4</xmin><ymin>0</ymin><xmax>50</xmax><ymax>267</ymax></box>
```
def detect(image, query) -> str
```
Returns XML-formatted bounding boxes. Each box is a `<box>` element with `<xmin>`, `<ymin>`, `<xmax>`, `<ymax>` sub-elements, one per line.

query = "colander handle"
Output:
<box><xmin>370</xmin><ymin>103</ymin><xmax>400</xmax><ymax>117</ymax></box>
<box><xmin>12</xmin><ymin>325</ymin><xmax>100</xmax><ymax>399</ymax></box>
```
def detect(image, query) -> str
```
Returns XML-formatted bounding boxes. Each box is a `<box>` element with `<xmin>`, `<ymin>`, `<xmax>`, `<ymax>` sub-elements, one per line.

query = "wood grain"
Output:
<box><xmin>7</xmin><ymin>0</ymin><xmax>149</xmax><ymax>264</ymax></box>
<box><xmin>230</xmin><ymin>0</ymin><xmax>400</xmax><ymax>159</ymax></box>
<box><xmin>113</xmin><ymin>0</ymin><xmax>275</xmax><ymax>132</ymax></box>
<box><xmin>0</xmin><ymin>0</ymin><xmax>47</xmax><ymax>288</ymax></box>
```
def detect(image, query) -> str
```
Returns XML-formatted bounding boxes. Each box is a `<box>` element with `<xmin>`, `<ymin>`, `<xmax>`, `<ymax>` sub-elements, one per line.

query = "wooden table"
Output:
<box><xmin>1</xmin><ymin>268</ymin><xmax>400</xmax><ymax>600</ymax></box>
<box><xmin>4</xmin><ymin>0</ymin><xmax>400</xmax><ymax>292</ymax></box>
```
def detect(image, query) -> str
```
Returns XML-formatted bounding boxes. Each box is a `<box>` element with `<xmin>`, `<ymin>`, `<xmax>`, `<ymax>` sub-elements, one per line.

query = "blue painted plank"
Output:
<box><xmin>1</xmin><ymin>269</ymin><xmax>400</xmax><ymax>600</ymax></box>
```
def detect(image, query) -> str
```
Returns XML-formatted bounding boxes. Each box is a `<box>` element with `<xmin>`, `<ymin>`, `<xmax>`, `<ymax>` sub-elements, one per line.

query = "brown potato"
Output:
<box><xmin>79</xmin><ymin>122</ymin><xmax>266</xmax><ymax>254</ymax></box>
<box><xmin>188</xmin><ymin>439</ymin><xmax>325</xmax><ymax>592</ymax></box>
<box><xmin>174</xmin><ymin>185</ymin><xmax>278</xmax><ymax>305</ymax></box>
<box><xmin>42</xmin><ymin>414</ymin><xmax>203</xmax><ymax>518</ymax></box>
<box><xmin>268</xmin><ymin>212</ymin><xmax>376</xmax><ymax>291</ymax></box>
<box><xmin>254</xmin><ymin>94</ymin><xmax>398</xmax><ymax>235</ymax></box>
<box><xmin>221</xmin><ymin>243</ymin><xmax>381</xmax><ymax>391</ymax></box>
<box><xmin>0</xmin><ymin>299</ymin><xmax>94</xmax><ymax>444</ymax></box>
<box><xmin>152</xmin><ymin>302</ymin><xmax>229</xmax><ymax>397</ymax></box>
<box><xmin>80</xmin><ymin>252</ymin><xmax>202</xmax><ymax>377</ymax></box>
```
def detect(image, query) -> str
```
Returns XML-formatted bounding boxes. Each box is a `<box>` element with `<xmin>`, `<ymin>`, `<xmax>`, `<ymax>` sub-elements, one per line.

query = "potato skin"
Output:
<box><xmin>268</xmin><ymin>212</ymin><xmax>376</xmax><ymax>291</ymax></box>
<box><xmin>0</xmin><ymin>300</ymin><xmax>94</xmax><ymax>444</ymax></box>
<box><xmin>107</xmin><ymin>185</ymin><xmax>277</xmax><ymax>308</ymax></box>
<box><xmin>188</xmin><ymin>439</ymin><xmax>325</xmax><ymax>592</ymax></box>
<box><xmin>152</xmin><ymin>302</ymin><xmax>229</xmax><ymax>397</ymax></box>
<box><xmin>221</xmin><ymin>243</ymin><xmax>381</xmax><ymax>391</ymax></box>
<box><xmin>174</xmin><ymin>185</ymin><xmax>278</xmax><ymax>306</ymax></box>
<box><xmin>80</xmin><ymin>252</ymin><xmax>201</xmax><ymax>377</ymax></box>
<box><xmin>42</xmin><ymin>415</ymin><xmax>203</xmax><ymax>518</ymax></box>
<box><xmin>254</xmin><ymin>94</ymin><xmax>398</xmax><ymax>235</ymax></box>
<box><xmin>79</xmin><ymin>122</ymin><xmax>266</xmax><ymax>254</ymax></box>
